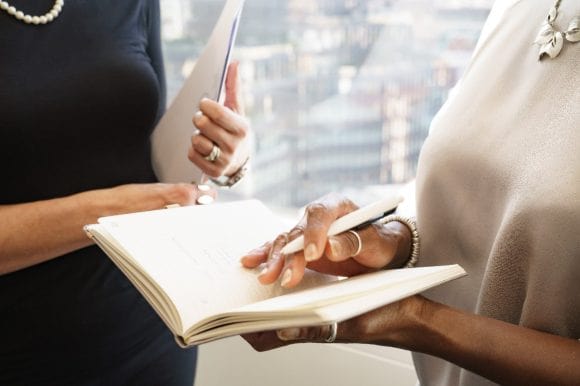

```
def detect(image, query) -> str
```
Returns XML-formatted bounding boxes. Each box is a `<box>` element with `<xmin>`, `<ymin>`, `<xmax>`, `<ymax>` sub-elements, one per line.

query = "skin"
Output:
<box><xmin>240</xmin><ymin>194</ymin><xmax>580</xmax><ymax>386</ymax></box>
<box><xmin>188</xmin><ymin>62</ymin><xmax>249</xmax><ymax>179</ymax></box>
<box><xmin>0</xmin><ymin>62</ymin><xmax>248</xmax><ymax>275</ymax></box>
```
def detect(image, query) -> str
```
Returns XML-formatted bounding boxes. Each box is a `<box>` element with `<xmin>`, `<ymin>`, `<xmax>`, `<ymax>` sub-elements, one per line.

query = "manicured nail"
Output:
<box><xmin>197</xmin><ymin>184</ymin><xmax>211</xmax><ymax>192</ymax></box>
<box><xmin>280</xmin><ymin>268</ymin><xmax>292</xmax><ymax>287</ymax></box>
<box><xmin>196</xmin><ymin>195</ymin><xmax>214</xmax><ymax>205</ymax></box>
<box><xmin>258</xmin><ymin>267</ymin><xmax>269</xmax><ymax>278</ymax></box>
<box><xmin>194</xmin><ymin>110</ymin><xmax>203</xmax><ymax>120</ymax></box>
<box><xmin>277</xmin><ymin>328</ymin><xmax>302</xmax><ymax>341</ymax></box>
<box><xmin>304</xmin><ymin>243</ymin><xmax>318</xmax><ymax>262</ymax></box>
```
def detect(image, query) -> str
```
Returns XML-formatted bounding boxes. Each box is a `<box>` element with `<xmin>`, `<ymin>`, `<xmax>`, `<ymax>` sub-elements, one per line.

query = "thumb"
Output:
<box><xmin>326</xmin><ymin>230</ymin><xmax>362</xmax><ymax>262</ymax></box>
<box><xmin>276</xmin><ymin>324</ymin><xmax>336</xmax><ymax>343</ymax></box>
<box><xmin>224</xmin><ymin>61</ymin><xmax>244</xmax><ymax>115</ymax></box>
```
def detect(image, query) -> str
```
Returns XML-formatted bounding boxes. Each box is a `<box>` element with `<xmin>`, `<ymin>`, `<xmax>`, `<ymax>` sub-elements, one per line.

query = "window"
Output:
<box><xmin>161</xmin><ymin>0</ymin><xmax>493</xmax><ymax>208</ymax></box>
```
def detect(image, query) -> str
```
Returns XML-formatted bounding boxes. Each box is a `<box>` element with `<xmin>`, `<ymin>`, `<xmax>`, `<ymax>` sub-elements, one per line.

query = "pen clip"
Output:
<box><xmin>352</xmin><ymin>207</ymin><xmax>397</xmax><ymax>230</ymax></box>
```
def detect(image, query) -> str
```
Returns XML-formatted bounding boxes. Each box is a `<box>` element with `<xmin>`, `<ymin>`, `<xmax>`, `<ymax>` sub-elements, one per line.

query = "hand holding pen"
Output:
<box><xmin>241</xmin><ymin>193</ymin><xmax>414</xmax><ymax>288</ymax></box>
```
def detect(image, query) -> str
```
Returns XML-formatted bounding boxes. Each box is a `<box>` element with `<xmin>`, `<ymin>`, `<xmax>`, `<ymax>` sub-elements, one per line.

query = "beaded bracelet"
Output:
<box><xmin>378</xmin><ymin>215</ymin><xmax>420</xmax><ymax>268</ymax></box>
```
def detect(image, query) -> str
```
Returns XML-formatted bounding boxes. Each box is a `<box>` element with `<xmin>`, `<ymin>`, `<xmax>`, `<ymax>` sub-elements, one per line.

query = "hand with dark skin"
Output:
<box><xmin>240</xmin><ymin>194</ymin><xmax>580</xmax><ymax>386</ymax></box>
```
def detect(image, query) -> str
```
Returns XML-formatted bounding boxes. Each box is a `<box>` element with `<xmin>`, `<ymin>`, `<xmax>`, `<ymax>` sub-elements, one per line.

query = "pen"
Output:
<box><xmin>280</xmin><ymin>194</ymin><xmax>404</xmax><ymax>255</ymax></box>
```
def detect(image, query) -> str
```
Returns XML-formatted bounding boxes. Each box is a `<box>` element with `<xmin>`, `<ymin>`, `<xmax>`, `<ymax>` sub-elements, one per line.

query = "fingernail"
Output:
<box><xmin>194</xmin><ymin>110</ymin><xmax>203</xmax><ymax>119</ymax></box>
<box><xmin>196</xmin><ymin>195</ymin><xmax>214</xmax><ymax>205</ymax></box>
<box><xmin>258</xmin><ymin>267</ymin><xmax>269</xmax><ymax>278</ymax></box>
<box><xmin>280</xmin><ymin>268</ymin><xmax>292</xmax><ymax>287</ymax></box>
<box><xmin>277</xmin><ymin>328</ymin><xmax>302</xmax><ymax>341</ymax></box>
<box><xmin>304</xmin><ymin>243</ymin><xmax>318</xmax><ymax>262</ymax></box>
<box><xmin>197</xmin><ymin>184</ymin><xmax>211</xmax><ymax>192</ymax></box>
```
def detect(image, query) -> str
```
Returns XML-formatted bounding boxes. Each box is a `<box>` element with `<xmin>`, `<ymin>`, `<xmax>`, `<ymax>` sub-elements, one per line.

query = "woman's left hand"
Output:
<box><xmin>242</xmin><ymin>295</ymin><xmax>426</xmax><ymax>352</ymax></box>
<box><xmin>188</xmin><ymin>61</ymin><xmax>250</xmax><ymax>178</ymax></box>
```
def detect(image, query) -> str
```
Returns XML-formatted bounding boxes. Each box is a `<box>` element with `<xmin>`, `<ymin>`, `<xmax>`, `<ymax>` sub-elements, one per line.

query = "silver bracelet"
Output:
<box><xmin>210</xmin><ymin>157</ymin><xmax>249</xmax><ymax>188</ymax></box>
<box><xmin>378</xmin><ymin>215</ymin><xmax>420</xmax><ymax>268</ymax></box>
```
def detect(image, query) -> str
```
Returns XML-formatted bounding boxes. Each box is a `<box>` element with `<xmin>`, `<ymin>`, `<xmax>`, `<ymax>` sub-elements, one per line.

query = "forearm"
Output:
<box><xmin>0</xmin><ymin>191</ymin><xmax>110</xmax><ymax>274</ymax></box>
<box><xmin>405</xmin><ymin>298</ymin><xmax>580</xmax><ymax>386</ymax></box>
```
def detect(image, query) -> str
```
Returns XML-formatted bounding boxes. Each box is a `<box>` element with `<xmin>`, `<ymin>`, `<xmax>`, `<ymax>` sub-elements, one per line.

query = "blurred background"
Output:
<box><xmin>160</xmin><ymin>0</ymin><xmax>493</xmax><ymax>209</ymax></box>
<box><xmin>160</xmin><ymin>2</ymin><xmax>494</xmax><ymax>384</ymax></box>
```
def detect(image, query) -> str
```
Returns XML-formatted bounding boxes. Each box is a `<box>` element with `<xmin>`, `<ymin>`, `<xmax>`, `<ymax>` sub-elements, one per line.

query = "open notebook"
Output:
<box><xmin>85</xmin><ymin>199</ymin><xmax>466</xmax><ymax>347</ymax></box>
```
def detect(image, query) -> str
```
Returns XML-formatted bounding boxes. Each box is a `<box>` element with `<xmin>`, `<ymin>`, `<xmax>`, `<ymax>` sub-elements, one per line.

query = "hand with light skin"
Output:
<box><xmin>0</xmin><ymin>63</ymin><xmax>248</xmax><ymax>276</ymax></box>
<box><xmin>240</xmin><ymin>193</ymin><xmax>580</xmax><ymax>386</ymax></box>
<box><xmin>188</xmin><ymin>61</ymin><xmax>250</xmax><ymax>179</ymax></box>
<box><xmin>0</xmin><ymin>183</ymin><xmax>217</xmax><ymax>275</ymax></box>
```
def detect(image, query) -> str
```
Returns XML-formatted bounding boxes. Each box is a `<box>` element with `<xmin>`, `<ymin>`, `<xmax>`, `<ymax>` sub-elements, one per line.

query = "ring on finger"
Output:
<box><xmin>324</xmin><ymin>322</ymin><xmax>338</xmax><ymax>343</ymax></box>
<box><xmin>204</xmin><ymin>143</ymin><xmax>221</xmax><ymax>162</ymax></box>
<box><xmin>347</xmin><ymin>230</ymin><xmax>362</xmax><ymax>256</ymax></box>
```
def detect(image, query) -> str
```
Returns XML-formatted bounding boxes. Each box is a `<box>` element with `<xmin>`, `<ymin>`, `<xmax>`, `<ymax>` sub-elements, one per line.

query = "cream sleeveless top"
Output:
<box><xmin>413</xmin><ymin>0</ymin><xmax>580</xmax><ymax>385</ymax></box>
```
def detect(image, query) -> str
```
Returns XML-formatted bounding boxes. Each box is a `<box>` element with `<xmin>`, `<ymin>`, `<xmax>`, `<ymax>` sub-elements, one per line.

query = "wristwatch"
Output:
<box><xmin>210</xmin><ymin>157</ymin><xmax>249</xmax><ymax>188</ymax></box>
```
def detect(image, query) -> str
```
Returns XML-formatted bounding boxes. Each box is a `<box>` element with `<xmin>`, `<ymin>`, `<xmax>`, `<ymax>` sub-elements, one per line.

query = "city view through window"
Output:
<box><xmin>161</xmin><ymin>0</ymin><xmax>493</xmax><ymax>209</ymax></box>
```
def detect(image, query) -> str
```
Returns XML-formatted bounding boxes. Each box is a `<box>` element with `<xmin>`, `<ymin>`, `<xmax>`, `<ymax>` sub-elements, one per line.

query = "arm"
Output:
<box><xmin>241</xmin><ymin>193</ymin><xmax>580</xmax><ymax>385</ymax></box>
<box><xmin>248</xmin><ymin>296</ymin><xmax>580</xmax><ymax>386</ymax></box>
<box><xmin>0</xmin><ymin>183</ymin><xmax>214</xmax><ymax>275</ymax></box>
<box><xmin>402</xmin><ymin>297</ymin><xmax>580</xmax><ymax>386</ymax></box>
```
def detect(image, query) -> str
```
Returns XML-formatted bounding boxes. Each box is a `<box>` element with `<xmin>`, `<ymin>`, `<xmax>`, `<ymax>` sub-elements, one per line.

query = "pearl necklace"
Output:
<box><xmin>0</xmin><ymin>0</ymin><xmax>64</xmax><ymax>25</ymax></box>
<box><xmin>535</xmin><ymin>0</ymin><xmax>580</xmax><ymax>60</ymax></box>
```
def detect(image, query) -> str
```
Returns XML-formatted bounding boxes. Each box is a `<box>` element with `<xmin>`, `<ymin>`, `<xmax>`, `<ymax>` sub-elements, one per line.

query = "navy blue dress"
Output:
<box><xmin>0</xmin><ymin>1</ymin><xmax>197</xmax><ymax>384</ymax></box>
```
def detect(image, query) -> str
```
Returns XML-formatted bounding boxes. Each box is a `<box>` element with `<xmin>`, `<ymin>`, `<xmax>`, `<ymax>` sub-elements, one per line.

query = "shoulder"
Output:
<box><xmin>472</xmin><ymin>0</ymin><xmax>525</xmax><ymax>57</ymax></box>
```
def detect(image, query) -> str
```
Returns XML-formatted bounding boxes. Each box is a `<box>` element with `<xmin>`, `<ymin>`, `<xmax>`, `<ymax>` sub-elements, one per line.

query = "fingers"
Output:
<box><xmin>157</xmin><ymin>183</ymin><xmax>217</xmax><ymax>207</ymax></box>
<box><xmin>242</xmin><ymin>323</ymin><xmax>340</xmax><ymax>352</ymax></box>
<box><xmin>224</xmin><ymin>61</ymin><xmax>244</xmax><ymax>115</ymax></box>
<box><xmin>277</xmin><ymin>323</ymin><xmax>339</xmax><ymax>343</ymax></box>
<box><xmin>257</xmin><ymin>233</ymin><xmax>289</xmax><ymax>285</ymax></box>
<box><xmin>302</xmin><ymin>196</ymin><xmax>358</xmax><ymax>263</ymax></box>
<box><xmin>198</xmin><ymin>97</ymin><xmax>249</xmax><ymax>137</ymax></box>
<box><xmin>279</xmin><ymin>251</ymin><xmax>307</xmax><ymax>288</ymax></box>
<box><xmin>240</xmin><ymin>242</ymin><xmax>271</xmax><ymax>268</ymax></box>
<box><xmin>326</xmin><ymin>227</ymin><xmax>368</xmax><ymax>262</ymax></box>
<box><xmin>188</xmin><ymin>98</ymin><xmax>249</xmax><ymax>178</ymax></box>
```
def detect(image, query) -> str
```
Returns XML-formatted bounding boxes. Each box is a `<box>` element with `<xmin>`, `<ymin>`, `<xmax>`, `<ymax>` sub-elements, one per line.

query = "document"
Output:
<box><xmin>85</xmin><ymin>199</ymin><xmax>467</xmax><ymax>347</ymax></box>
<box><xmin>151</xmin><ymin>0</ymin><xmax>245</xmax><ymax>183</ymax></box>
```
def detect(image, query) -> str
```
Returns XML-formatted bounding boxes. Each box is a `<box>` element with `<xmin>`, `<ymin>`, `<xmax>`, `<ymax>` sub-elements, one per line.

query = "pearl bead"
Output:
<box><xmin>1</xmin><ymin>0</ymin><xmax>63</xmax><ymax>25</ymax></box>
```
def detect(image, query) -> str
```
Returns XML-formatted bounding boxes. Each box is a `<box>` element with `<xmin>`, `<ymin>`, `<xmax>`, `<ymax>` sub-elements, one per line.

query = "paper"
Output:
<box><xmin>151</xmin><ymin>0</ymin><xmax>245</xmax><ymax>183</ymax></box>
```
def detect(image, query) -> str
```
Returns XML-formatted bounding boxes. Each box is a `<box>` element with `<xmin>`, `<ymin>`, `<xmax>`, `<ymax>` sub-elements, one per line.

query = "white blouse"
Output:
<box><xmin>413</xmin><ymin>0</ymin><xmax>580</xmax><ymax>385</ymax></box>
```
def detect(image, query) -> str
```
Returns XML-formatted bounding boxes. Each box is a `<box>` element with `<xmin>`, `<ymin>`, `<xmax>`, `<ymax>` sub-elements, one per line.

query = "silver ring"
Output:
<box><xmin>204</xmin><ymin>144</ymin><xmax>221</xmax><ymax>162</ymax></box>
<box><xmin>324</xmin><ymin>322</ymin><xmax>338</xmax><ymax>343</ymax></box>
<box><xmin>347</xmin><ymin>230</ymin><xmax>362</xmax><ymax>256</ymax></box>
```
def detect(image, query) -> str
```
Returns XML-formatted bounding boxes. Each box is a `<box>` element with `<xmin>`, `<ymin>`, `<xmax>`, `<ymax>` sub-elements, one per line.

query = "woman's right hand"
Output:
<box><xmin>240</xmin><ymin>193</ymin><xmax>412</xmax><ymax>288</ymax></box>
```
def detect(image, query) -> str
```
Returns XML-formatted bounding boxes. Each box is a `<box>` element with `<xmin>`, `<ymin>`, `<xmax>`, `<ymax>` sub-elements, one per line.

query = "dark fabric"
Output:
<box><xmin>0</xmin><ymin>1</ymin><xmax>196</xmax><ymax>384</ymax></box>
